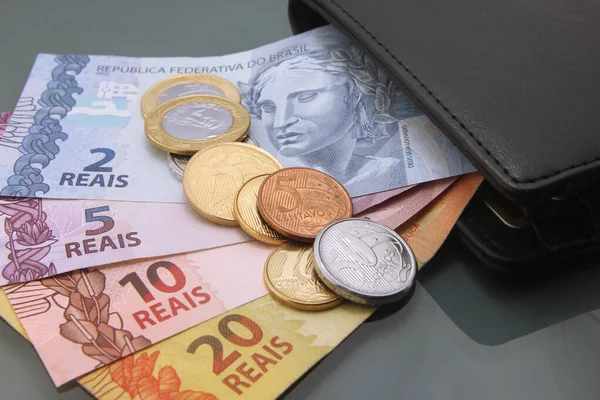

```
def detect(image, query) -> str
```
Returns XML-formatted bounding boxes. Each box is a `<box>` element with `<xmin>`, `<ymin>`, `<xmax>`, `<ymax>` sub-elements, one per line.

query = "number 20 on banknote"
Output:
<box><xmin>187</xmin><ymin>314</ymin><xmax>293</xmax><ymax>395</ymax></box>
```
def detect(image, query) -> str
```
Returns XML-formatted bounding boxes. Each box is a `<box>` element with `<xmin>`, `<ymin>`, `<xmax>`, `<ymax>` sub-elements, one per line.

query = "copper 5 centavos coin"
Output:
<box><xmin>145</xmin><ymin>95</ymin><xmax>250</xmax><ymax>155</ymax></box>
<box><xmin>264</xmin><ymin>243</ymin><xmax>342</xmax><ymax>311</ymax></box>
<box><xmin>183</xmin><ymin>143</ymin><xmax>282</xmax><ymax>226</ymax></box>
<box><xmin>141</xmin><ymin>74</ymin><xmax>241</xmax><ymax>118</ymax></box>
<box><xmin>313</xmin><ymin>218</ymin><xmax>417</xmax><ymax>306</ymax></box>
<box><xmin>233</xmin><ymin>175</ymin><xmax>288</xmax><ymax>245</ymax></box>
<box><xmin>257</xmin><ymin>168</ymin><xmax>352</xmax><ymax>242</ymax></box>
<box><xmin>168</xmin><ymin>135</ymin><xmax>258</xmax><ymax>180</ymax></box>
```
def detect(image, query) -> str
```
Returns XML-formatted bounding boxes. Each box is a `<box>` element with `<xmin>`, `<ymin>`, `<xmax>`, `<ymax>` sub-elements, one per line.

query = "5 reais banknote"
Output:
<box><xmin>0</xmin><ymin>176</ymin><xmax>452</xmax><ymax>286</ymax></box>
<box><xmin>0</xmin><ymin>173</ymin><xmax>483</xmax><ymax>398</ymax></box>
<box><xmin>0</xmin><ymin>196</ymin><xmax>251</xmax><ymax>285</ymax></box>
<box><xmin>3</xmin><ymin>241</ymin><xmax>273</xmax><ymax>386</ymax></box>
<box><xmin>0</xmin><ymin>26</ymin><xmax>474</xmax><ymax>203</ymax></box>
<box><xmin>0</xmin><ymin>175</ymin><xmax>457</xmax><ymax>387</ymax></box>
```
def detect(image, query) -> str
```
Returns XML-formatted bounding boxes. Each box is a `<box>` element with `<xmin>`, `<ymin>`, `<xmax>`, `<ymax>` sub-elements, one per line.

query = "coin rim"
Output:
<box><xmin>183</xmin><ymin>142</ymin><xmax>283</xmax><ymax>226</ymax></box>
<box><xmin>312</xmin><ymin>218</ymin><xmax>417</xmax><ymax>306</ymax></box>
<box><xmin>145</xmin><ymin>95</ymin><xmax>250</xmax><ymax>155</ymax></box>
<box><xmin>167</xmin><ymin>152</ymin><xmax>188</xmax><ymax>180</ymax></box>
<box><xmin>257</xmin><ymin>167</ymin><xmax>353</xmax><ymax>242</ymax></box>
<box><xmin>141</xmin><ymin>74</ymin><xmax>241</xmax><ymax>118</ymax></box>
<box><xmin>263</xmin><ymin>243</ymin><xmax>343</xmax><ymax>311</ymax></box>
<box><xmin>233</xmin><ymin>174</ymin><xmax>289</xmax><ymax>245</ymax></box>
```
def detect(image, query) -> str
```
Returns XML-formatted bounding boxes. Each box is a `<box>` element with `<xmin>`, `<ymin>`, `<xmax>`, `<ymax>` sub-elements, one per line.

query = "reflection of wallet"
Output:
<box><xmin>288</xmin><ymin>0</ymin><xmax>600</xmax><ymax>272</ymax></box>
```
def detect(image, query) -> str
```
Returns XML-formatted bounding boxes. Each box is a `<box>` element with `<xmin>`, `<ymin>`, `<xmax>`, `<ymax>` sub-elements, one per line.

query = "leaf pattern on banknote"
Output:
<box><xmin>80</xmin><ymin>350</ymin><xmax>218</xmax><ymax>400</ymax></box>
<box><xmin>3</xmin><ymin>267</ymin><xmax>152</xmax><ymax>367</ymax></box>
<box><xmin>129</xmin><ymin>352</ymin><xmax>161</xmax><ymax>398</ymax></box>
<box><xmin>0</xmin><ymin>194</ymin><xmax>57</xmax><ymax>284</ymax></box>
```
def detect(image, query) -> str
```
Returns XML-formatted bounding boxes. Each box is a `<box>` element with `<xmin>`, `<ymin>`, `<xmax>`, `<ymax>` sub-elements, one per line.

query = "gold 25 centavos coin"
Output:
<box><xmin>264</xmin><ymin>242</ymin><xmax>342</xmax><ymax>311</ymax></box>
<box><xmin>233</xmin><ymin>174</ymin><xmax>288</xmax><ymax>245</ymax></box>
<box><xmin>141</xmin><ymin>74</ymin><xmax>241</xmax><ymax>118</ymax></box>
<box><xmin>183</xmin><ymin>143</ymin><xmax>282</xmax><ymax>226</ymax></box>
<box><xmin>257</xmin><ymin>167</ymin><xmax>353</xmax><ymax>242</ymax></box>
<box><xmin>145</xmin><ymin>95</ymin><xmax>250</xmax><ymax>155</ymax></box>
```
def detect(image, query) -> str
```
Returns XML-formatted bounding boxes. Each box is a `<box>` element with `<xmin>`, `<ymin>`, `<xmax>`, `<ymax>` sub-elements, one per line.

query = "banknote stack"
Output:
<box><xmin>0</xmin><ymin>25</ymin><xmax>482</xmax><ymax>399</ymax></box>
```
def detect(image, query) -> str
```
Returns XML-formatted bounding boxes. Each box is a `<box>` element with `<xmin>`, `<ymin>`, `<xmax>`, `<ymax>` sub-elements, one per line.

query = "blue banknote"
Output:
<box><xmin>0</xmin><ymin>26</ymin><xmax>474</xmax><ymax>203</ymax></box>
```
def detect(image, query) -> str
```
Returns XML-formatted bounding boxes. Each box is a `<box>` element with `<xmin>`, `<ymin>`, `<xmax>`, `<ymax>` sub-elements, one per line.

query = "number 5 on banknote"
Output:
<box><xmin>3</xmin><ymin>242</ymin><xmax>272</xmax><ymax>386</ymax></box>
<box><xmin>65</xmin><ymin>205</ymin><xmax>140</xmax><ymax>259</ymax></box>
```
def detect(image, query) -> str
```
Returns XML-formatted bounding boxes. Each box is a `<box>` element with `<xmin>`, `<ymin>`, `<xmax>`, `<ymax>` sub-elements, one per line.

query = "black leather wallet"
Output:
<box><xmin>288</xmin><ymin>0</ymin><xmax>600</xmax><ymax>272</ymax></box>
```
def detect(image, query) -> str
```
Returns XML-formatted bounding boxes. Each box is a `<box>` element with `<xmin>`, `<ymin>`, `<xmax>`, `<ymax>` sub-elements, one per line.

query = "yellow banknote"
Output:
<box><xmin>0</xmin><ymin>172</ymin><xmax>482</xmax><ymax>399</ymax></box>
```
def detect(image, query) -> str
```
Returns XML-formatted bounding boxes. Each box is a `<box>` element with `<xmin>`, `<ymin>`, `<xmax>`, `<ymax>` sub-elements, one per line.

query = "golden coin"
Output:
<box><xmin>264</xmin><ymin>243</ymin><xmax>342</xmax><ymax>311</ymax></box>
<box><xmin>145</xmin><ymin>95</ymin><xmax>250</xmax><ymax>155</ymax></box>
<box><xmin>183</xmin><ymin>143</ymin><xmax>282</xmax><ymax>226</ymax></box>
<box><xmin>233</xmin><ymin>175</ymin><xmax>288</xmax><ymax>245</ymax></box>
<box><xmin>169</xmin><ymin>136</ymin><xmax>258</xmax><ymax>179</ymax></box>
<box><xmin>257</xmin><ymin>167</ymin><xmax>353</xmax><ymax>242</ymax></box>
<box><xmin>141</xmin><ymin>74</ymin><xmax>241</xmax><ymax>118</ymax></box>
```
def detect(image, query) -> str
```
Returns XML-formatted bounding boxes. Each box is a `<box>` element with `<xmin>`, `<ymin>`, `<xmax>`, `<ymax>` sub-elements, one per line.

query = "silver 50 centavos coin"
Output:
<box><xmin>313</xmin><ymin>218</ymin><xmax>417</xmax><ymax>305</ymax></box>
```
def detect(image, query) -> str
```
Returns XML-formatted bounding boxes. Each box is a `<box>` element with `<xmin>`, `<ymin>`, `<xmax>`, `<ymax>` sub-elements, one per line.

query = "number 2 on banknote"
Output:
<box><xmin>83</xmin><ymin>148</ymin><xmax>115</xmax><ymax>172</ymax></box>
<box><xmin>59</xmin><ymin>147</ymin><xmax>129</xmax><ymax>188</ymax></box>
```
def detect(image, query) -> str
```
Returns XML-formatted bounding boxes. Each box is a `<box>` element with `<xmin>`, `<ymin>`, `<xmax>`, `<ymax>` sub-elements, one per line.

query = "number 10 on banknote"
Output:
<box><xmin>4</xmin><ymin>242</ymin><xmax>272</xmax><ymax>386</ymax></box>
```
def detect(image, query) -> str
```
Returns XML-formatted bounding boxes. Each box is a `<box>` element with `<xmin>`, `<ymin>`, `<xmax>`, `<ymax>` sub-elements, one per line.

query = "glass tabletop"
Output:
<box><xmin>1</xmin><ymin>1</ymin><xmax>599</xmax><ymax>399</ymax></box>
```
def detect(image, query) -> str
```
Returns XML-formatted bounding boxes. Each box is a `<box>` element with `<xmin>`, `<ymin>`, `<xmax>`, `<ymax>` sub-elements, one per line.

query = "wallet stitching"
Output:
<box><xmin>325</xmin><ymin>0</ymin><xmax>600</xmax><ymax>184</ymax></box>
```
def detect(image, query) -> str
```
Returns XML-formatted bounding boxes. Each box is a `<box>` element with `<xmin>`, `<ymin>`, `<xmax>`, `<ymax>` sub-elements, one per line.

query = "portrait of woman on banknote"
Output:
<box><xmin>239</xmin><ymin>31</ymin><xmax>423</xmax><ymax>196</ymax></box>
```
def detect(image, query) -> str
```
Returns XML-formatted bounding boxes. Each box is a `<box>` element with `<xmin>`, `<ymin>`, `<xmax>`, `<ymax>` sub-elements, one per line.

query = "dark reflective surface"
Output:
<box><xmin>2</xmin><ymin>1</ymin><xmax>599</xmax><ymax>399</ymax></box>
<box><xmin>421</xmin><ymin>234</ymin><xmax>600</xmax><ymax>345</ymax></box>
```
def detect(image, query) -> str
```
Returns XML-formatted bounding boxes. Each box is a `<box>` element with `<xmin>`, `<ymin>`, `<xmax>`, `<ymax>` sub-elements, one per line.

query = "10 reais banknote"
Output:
<box><xmin>0</xmin><ymin>176</ymin><xmax>460</xmax><ymax>387</ymax></box>
<box><xmin>0</xmin><ymin>173</ymin><xmax>483</xmax><ymax>398</ymax></box>
<box><xmin>0</xmin><ymin>25</ymin><xmax>473</xmax><ymax>203</ymax></box>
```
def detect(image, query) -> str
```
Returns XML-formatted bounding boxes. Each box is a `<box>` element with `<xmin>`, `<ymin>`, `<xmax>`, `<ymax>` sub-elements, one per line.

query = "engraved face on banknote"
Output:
<box><xmin>0</xmin><ymin>26</ymin><xmax>474</xmax><ymax>203</ymax></box>
<box><xmin>239</xmin><ymin>34</ymin><xmax>424</xmax><ymax>195</ymax></box>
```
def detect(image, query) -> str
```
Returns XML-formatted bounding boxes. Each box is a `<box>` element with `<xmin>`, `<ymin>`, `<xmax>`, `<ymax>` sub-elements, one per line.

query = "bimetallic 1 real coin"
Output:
<box><xmin>145</xmin><ymin>95</ymin><xmax>250</xmax><ymax>155</ymax></box>
<box><xmin>233</xmin><ymin>175</ymin><xmax>288</xmax><ymax>245</ymax></box>
<box><xmin>257</xmin><ymin>168</ymin><xmax>353</xmax><ymax>242</ymax></box>
<box><xmin>264</xmin><ymin>243</ymin><xmax>342</xmax><ymax>311</ymax></box>
<box><xmin>183</xmin><ymin>143</ymin><xmax>282</xmax><ymax>226</ymax></box>
<box><xmin>313</xmin><ymin>218</ymin><xmax>417</xmax><ymax>306</ymax></box>
<box><xmin>168</xmin><ymin>135</ymin><xmax>259</xmax><ymax>180</ymax></box>
<box><xmin>141</xmin><ymin>74</ymin><xmax>241</xmax><ymax>118</ymax></box>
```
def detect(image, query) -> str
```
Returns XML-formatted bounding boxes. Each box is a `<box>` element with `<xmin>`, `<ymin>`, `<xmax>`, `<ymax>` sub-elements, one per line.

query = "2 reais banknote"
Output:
<box><xmin>0</xmin><ymin>26</ymin><xmax>473</xmax><ymax>203</ymax></box>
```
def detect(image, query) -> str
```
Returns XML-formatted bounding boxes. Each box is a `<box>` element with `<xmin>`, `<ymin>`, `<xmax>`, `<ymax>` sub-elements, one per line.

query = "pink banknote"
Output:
<box><xmin>0</xmin><ymin>170</ymin><xmax>451</xmax><ymax>388</ymax></box>
<box><xmin>3</xmin><ymin>241</ymin><xmax>272</xmax><ymax>386</ymax></box>
<box><xmin>358</xmin><ymin>177</ymin><xmax>457</xmax><ymax>229</ymax></box>
<box><xmin>352</xmin><ymin>185</ymin><xmax>415</xmax><ymax>214</ymax></box>
<box><xmin>0</xmin><ymin>197</ymin><xmax>251</xmax><ymax>285</ymax></box>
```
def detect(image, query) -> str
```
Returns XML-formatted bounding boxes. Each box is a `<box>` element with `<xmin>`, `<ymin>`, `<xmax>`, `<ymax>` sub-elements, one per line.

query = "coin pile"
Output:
<box><xmin>143</xmin><ymin>73</ymin><xmax>417</xmax><ymax>312</ymax></box>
